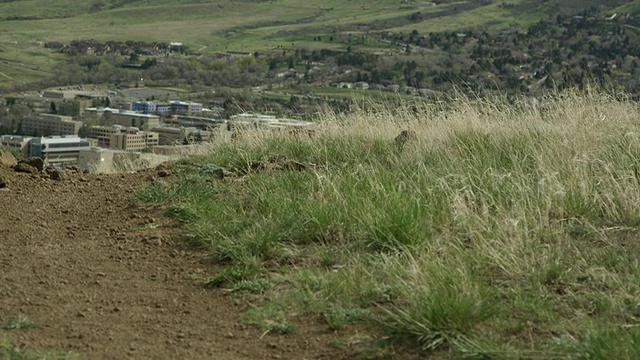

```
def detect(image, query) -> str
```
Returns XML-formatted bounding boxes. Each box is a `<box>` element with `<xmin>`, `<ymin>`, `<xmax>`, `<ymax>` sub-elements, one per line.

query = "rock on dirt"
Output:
<box><xmin>13</xmin><ymin>157</ymin><xmax>44</xmax><ymax>173</ymax></box>
<box><xmin>13</xmin><ymin>162</ymin><xmax>38</xmax><ymax>174</ymax></box>
<box><xmin>0</xmin><ymin>149</ymin><xmax>17</xmax><ymax>167</ymax></box>
<box><xmin>46</xmin><ymin>167</ymin><xmax>69</xmax><ymax>181</ymax></box>
<box><xmin>0</xmin><ymin>175</ymin><xmax>8</xmax><ymax>188</ymax></box>
<box><xmin>21</xmin><ymin>157</ymin><xmax>45</xmax><ymax>171</ymax></box>
<box><xmin>157</xmin><ymin>169</ymin><xmax>171</xmax><ymax>178</ymax></box>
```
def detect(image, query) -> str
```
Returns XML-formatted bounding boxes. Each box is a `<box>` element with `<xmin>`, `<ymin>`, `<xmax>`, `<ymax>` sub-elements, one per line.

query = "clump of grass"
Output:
<box><xmin>1</xmin><ymin>316</ymin><xmax>38</xmax><ymax>330</ymax></box>
<box><xmin>243</xmin><ymin>300</ymin><xmax>298</xmax><ymax>335</ymax></box>
<box><xmin>324</xmin><ymin>307</ymin><xmax>372</xmax><ymax>330</ymax></box>
<box><xmin>204</xmin><ymin>264</ymin><xmax>261</xmax><ymax>288</ymax></box>
<box><xmin>230</xmin><ymin>278</ymin><xmax>275</xmax><ymax>294</ymax></box>
<box><xmin>0</xmin><ymin>341</ymin><xmax>77</xmax><ymax>360</ymax></box>
<box><xmin>377</xmin><ymin>258</ymin><xmax>496</xmax><ymax>354</ymax></box>
<box><xmin>138</xmin><ymin>89</ymin><xmax>640</xmax><ymax>357</ymax></box>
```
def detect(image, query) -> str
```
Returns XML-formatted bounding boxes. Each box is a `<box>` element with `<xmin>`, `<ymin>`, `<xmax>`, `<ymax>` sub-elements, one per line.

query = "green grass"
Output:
<box><xmin>1</xmin><ymin>317</ymin><xmax>38</xmax><ymax>331</ymax></box>
<box><xmin>137</xmin><ymin>89</ymin><xmax>640</xmax><ymax>357</ymax></box>
<box><xmin>0</xmin><ymin>342</ymin><xmax>76</xmax><ymax>360</ymax></box>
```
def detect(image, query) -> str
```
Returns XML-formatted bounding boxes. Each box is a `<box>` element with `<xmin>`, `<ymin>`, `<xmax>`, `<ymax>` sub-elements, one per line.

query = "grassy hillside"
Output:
<box><xmin>0</xmin><ymin>0</ymin><xmax>635</xmax><ymax>87</ymax></box>
<box><xmin>137</xmin><ymin>91</ymin><xmax>640</xmax><ymax>358</ymax></box>
<box><xmin>0</xmin><ymin>0</ymin><xmax>630</xmax><ymax>49</ymax></box>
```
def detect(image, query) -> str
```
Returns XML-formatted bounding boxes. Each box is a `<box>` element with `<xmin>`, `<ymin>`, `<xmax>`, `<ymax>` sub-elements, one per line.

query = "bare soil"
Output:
<box><xmin>0</xmin><ymin>164</ymin><xmax>353</xmax><ymax>360</ymax></box>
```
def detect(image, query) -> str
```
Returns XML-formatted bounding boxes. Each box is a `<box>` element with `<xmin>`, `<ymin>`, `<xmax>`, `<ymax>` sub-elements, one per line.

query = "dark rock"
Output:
<box><xmin>0</xmin><ymin>176</ymin><xmax>8</xmax><ymax>188</ymax></box>
<box><xmin>20</xmin><ymin>157</ymin><xmax>44</xmax><ymax>171</ymax></box>
<box><xmin>13</xmin><ymin>163</ymin><xmax>38</xmax><ymax>174</ymax></box>
<box><xmin>157</xmin><ymin>169</ymin><xmax>171</xmax><ymax>178</ymax></box>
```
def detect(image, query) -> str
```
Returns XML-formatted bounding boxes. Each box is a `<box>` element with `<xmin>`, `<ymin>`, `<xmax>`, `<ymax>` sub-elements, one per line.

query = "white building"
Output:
<box><xmin>29</xmin><ymin>135</ymin><xmax>92</xmax><ymax>167</ymax></box>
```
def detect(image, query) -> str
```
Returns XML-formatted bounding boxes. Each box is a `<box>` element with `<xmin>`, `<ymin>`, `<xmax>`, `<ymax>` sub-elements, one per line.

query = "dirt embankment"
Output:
<box><xmin>0</xmin><ymin>158</ymin><xmax>350</xmax><ymax>360</ymax></box>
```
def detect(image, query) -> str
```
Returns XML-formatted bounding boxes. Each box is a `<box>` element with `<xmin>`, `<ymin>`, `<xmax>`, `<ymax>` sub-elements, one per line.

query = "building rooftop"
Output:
<box><xmin>33</xmin><ymin>135</ymin><xmax>87</xmax><ymax>144</ymax></box>
<box><xmin>169</xmin><ymin>100</ymin><xmax>201</xmax><ymax>106</ymax></box>
<box><xmin>1</xmin><ymin>135</ymin><xmax>33</xmax><ymax>142</ymax></box>
<box><xmin>85</xmin><ymin>107</ymin><xmax>160</xmax><ymax>119</ymax></box>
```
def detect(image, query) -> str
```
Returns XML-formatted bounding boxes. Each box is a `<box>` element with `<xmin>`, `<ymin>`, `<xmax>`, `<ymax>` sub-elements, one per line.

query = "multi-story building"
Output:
<box><xmin>85</xmin><ymin>125</ymin><xmax>159</xmax><ymax>151</ymax></box>
<box><xmin>84</xmin><ymin>107</ymin><xmax>160</xmax><ymax>130</ymax></box>
<box><xmin>0</xmin><ymin>135</ymin><xmax>33</xmax><ymax>158</ymax></box>
<box><xmin>94</xmin><ymin>109</ymin><xmax>160</xmax><ymax>131</ymax></box>
<box><xmin>86</xmin><ymin>125</ymin><xmax>121</xmax><ymax>141</ymax></box>
<box><xmin>130</xmin><ymin>100</ymin><xmax>202</xmax><ymax>116</ymax></box>
<box><xmin>156</xmin><ymin>103</ymin><xmax>170</xmax><ymax>116</ymax></box>
<box><xmin>151</xmin><ymin>126</ymin><xmax>210</xmax><ymax>145</ymax></box>
<box><xmin>129</xmin><ymin>100</ymin><xmax>202</xmax><ymax>116</ymax></box>
<box><xmin>131</xmin><ymin>101</ymin><xmax>157</xmax><ymax>114</ymax></box>
<box><xmin>28</xmin><ymin>135</ymin><xmax>92</xmax><ymax>166</ymax></box>
<box><xmin>170</xmin><ymin>100</ymin><xmax>201</xmax><ymax>115</ymax></box>
<box><xmin>22</xmin><ymin>114</ymin><xmax>83</xmax><ymax>136</ymax></box>
<box><xmin>110</xmin><ymin>129</ymin><xmax>159</xmax><ymax>152</ymax></box>
<box><xmin>83</xmin><ymin>107</ymin><xmax>118</xmax><ymax>121</ymax></box>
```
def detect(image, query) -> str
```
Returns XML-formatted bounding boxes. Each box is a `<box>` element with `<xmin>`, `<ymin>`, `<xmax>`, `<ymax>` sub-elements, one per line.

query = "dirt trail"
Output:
<box><xmin>0</xmin><ymin>165</ymin><xmax>349</xmax><ymax>359</ymax></box>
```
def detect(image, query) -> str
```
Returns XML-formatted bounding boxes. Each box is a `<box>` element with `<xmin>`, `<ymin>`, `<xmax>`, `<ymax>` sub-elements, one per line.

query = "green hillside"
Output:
<box><xmin>0</xmin><ymin>0</ymin><xmax>632</xmax><ymax>50</ymax></box>
<box><xmin>0</xmin><ymin>0</ymin><xmax>636</xmax><ymax>87</ymax></box>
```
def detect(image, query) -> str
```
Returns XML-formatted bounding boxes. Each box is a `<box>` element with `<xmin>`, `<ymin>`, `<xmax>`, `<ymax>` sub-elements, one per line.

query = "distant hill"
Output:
<box><xmin>0</xmin><ymin>0</ymin><xmax>638</xmax><ymax>87</ymax></box>
<box><xmin>1</xmin><ymin>1</ymin><xmax>636</xmax><ymax>52</ymax></box>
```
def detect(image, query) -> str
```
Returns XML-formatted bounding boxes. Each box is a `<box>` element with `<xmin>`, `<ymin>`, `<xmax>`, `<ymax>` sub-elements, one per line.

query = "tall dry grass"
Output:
<box><xmin>138</xmin><ymin>90</ymin><xmax>640</xmax><ymax>358</ymax></box>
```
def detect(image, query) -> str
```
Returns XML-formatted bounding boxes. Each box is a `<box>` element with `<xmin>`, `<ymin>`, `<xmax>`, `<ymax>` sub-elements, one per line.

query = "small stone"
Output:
<box><xmin>157</xmin><ymin>169</ymin><xmax>171</xmax><ymax>177</ymax></box>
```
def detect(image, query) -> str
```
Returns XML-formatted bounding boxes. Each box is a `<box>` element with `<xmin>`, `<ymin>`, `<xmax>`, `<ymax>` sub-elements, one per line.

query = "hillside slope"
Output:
<box><xmin>0</xmin><ymin>0</ymin><xmax>633</xmax><ymax>49</ymax></box>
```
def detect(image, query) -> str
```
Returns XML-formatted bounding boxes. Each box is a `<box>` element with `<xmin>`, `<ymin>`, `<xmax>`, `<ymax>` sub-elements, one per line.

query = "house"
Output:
<box><xmin>354</xmin><ymin>81</ymin><xmax>370</xmax><ymax>90</ymax></box>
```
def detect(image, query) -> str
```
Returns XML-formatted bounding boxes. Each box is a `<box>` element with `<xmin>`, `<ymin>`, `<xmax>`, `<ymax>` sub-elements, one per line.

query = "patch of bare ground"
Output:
<box><xmin>0</xmin><ymin>164</ymin><xmax>352</xmax><ymax>359</ymax></box>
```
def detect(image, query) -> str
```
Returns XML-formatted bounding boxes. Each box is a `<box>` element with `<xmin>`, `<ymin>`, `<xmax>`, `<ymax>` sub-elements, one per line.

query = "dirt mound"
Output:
<box><xmin>0</xmin><ymin>166</ymin><xmax>351</xmax><ymax>359</ymax></box>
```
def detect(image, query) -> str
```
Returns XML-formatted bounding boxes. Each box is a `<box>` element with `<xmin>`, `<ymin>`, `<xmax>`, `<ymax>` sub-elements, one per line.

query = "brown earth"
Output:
<box><xmin>0</xmin><ymin>164</ymin><xmax>354</xmax><ymax>360</ymax></box>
